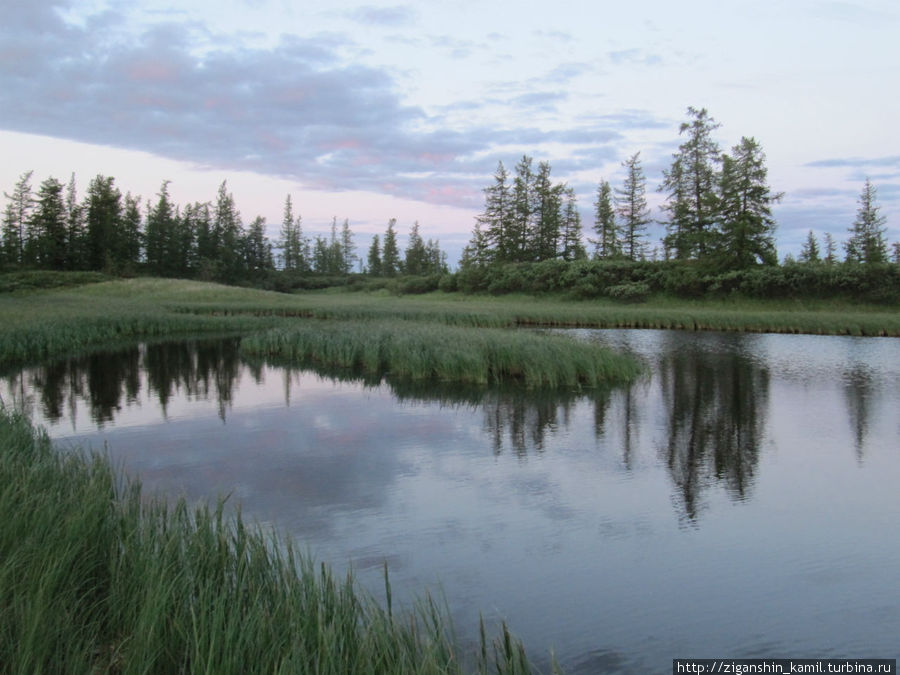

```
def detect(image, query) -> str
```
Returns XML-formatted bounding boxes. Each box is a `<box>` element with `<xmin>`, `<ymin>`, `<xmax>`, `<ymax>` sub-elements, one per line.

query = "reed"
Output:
<box><xmin>2</xmin><ymin>277</ymin><xmax>896</xmax><ymax>370</ymax></box>
<box><xmin>241</xmin><ymin>320</ymin><xmax>642</xmax><ymax>388</ymax></box>
<box><xmin>0</xmin><ymin>408</ymin><xmax>555</xmax><ymax>674</ymax></box>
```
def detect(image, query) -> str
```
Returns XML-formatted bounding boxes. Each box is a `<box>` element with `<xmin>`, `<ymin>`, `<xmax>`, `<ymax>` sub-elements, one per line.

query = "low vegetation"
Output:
<box><xmin>242</xmin><ymin>320</ymin><xmax>641</xmax><ymax>388</ymax></box>
<box><xmin>1</xmin><ymin>275</ymin><xmax>897</xmax><ymax>373</ymax></box>
<box><xmin>0</xmin><ymin>409</ymin><xmax>550</xmax><ymax>673</ymax></box>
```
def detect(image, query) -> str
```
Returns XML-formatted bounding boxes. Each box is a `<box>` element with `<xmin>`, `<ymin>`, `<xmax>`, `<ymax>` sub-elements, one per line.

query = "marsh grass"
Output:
<box><xmin>241</xmin><ymin>320</ymin><xmax>641</xmax><ymax>388</ymax></box>
<box><xmin>0</xmin><ymin>409</ymin><xmax>554</xmax><ymax>674</ymax></box>
<box><xmin>2</xmin><ymin>277</ymin><xmax>896</xmax><ymax>368</ymax></box>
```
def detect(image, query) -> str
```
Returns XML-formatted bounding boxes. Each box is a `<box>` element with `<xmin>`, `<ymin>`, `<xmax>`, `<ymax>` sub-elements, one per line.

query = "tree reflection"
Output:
<box><xmin>842</xmin><ymin>366</ymin><xmax>873</xmax><ymax>462</ymax></box>
<box><xmin>6</xmin><ymin>337</ymin><xmax>243</xmax><ymax>427</ymax></box>
<box><xmin>657</xmin><ymin>335</ymin><xmax>768</xmax><ymax>522</ymax></box>
<box><xmin>4</xmin><ymin>332</ymin><xmax>776</xmax><ymax>524</ymax></box>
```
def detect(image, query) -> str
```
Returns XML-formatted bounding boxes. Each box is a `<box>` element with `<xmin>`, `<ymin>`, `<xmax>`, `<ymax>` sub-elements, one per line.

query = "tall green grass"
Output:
<box><xmin>2</xmin><ymin>277</ymin><xmax>896</xmax><ymax>371</ymax></box>
<box><xmin>241</xmin><ymin>320</ymin><xmax>641</xmax><ymax>388</ymax></box>
<box><xmin>0</xmin><ymin>408</ymin><xmax>555</xmax><ymax>674</ymax></box>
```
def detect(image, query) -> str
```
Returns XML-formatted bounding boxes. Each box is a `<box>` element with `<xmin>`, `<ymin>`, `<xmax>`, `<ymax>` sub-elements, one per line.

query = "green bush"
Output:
<box><xmin>606</xmin><ymin>281</ymin><xmax>651</xmax><ymax>303</ymax></box>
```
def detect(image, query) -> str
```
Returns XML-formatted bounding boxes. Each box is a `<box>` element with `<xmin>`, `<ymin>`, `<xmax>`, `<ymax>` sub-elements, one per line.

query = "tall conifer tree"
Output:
<box><xmin>616</xmin><ymin>152</ymin><xmax>651</xmax><ymax>261</ymax></box>
<box><xmin>715</xmin><ymin>137</ymin><xmax>780</xmax><ymax>268</ymax></box>
<box><xmin>660</xmin><ymin>107</ymin><xmax>722</xmax><ymax>260</ymax></box>
<box><xmin>845</xmin><ymin>178</ymin><xmax>888</xmax><ymax>264</ymax></box>
<box><xmin>382</xmin><ymin>218</ymin><xmax>400</xmax><ymax>277</ymax></box>
<box><xmin>591</xmin><ymin>179</ymin><xmax>618</xmax><ymax>259</ymax></box>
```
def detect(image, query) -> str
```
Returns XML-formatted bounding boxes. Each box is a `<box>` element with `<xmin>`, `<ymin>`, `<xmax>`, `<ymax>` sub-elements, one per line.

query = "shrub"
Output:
<box><xmin>606</xmin><ymin>281</ymin><xmax>651</xmax><ymax>303</ymax></box>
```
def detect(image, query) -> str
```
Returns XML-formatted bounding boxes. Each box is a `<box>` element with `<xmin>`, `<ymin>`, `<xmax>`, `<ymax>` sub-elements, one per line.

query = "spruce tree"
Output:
<box><xmin>27</xmin><ymin>176</ymin><xmax>66</xmax><ymax>269</ymax></box>
<box><xmin>381</xmin><ymin>218</ymin><xmax>400</xmax><ymax>277</ymax></box>
<box><xmin>615</xmin><ymin>152</ymin><xmax>651</xmax><ymax>261</ymax></box>
<box><xmin>799</xmin><ymin>230</ymin><xmax>820</xmax><ymax>263</ymax></box>
<box><xmin>2</xmin><ymin>170</ymin><xmax>34</xmax><ymax>266</ymax></box>
<box><xmin>845</xmin><ymin>178</ymin><xmax>888</xmax><ymax>264</ymax></box>
<box><xmin>532</xmin><ymin>161</ymin><xmax>563</xmax><ymax>261</ymax></box>
<box><xmin>660</xmin><ymin>107</ymin><xmax>722</xmax><ymax>260</ymax></box>
<box><xmin>340</xmin><ymin>218</ymin><xmax>356</xmax><ymax>274</ymax></box>
<box><xmin>85</xmin><ymin>175</ymin><xmax>122</xmax><ymax>271</ymax></box>
<box><xmin>213</xmin><ymin>181</ymin><xmax>244</xmax><ymax>281</ymax></box>
<box><xmin>279</xmin><ymin>195</ymin><xmax>308</xmax><ymax>272</ymax></box>
<box><xmin>145</xmin><ymin>181</ymin><xmax>175</xmax><ymax>275</ymax></box>
<box><xmin>404</xmin><ymin>221</ymin><xmax>428</xmax><ymax>274</ymax></box>
<box><xmin>823</xmin><ymin>232</ymin><xmax>837</xmax><ymax>264</ymax></box>
<box><xmin>476</xmin><ymin>161</ymin><xmax>512</xmax><ymax>263</ymax></box>
<box><xmin>425</xmin><ymin>238</ymin><xmax>448</xmax><ymax>273</ymax></box>
<box><xmin>591</xmin><ymin>179</ymin><xmax>618</xmax><ymax>259</ymax></box>
<box><xmin>244</xmin><ymin>215</ymin><xmax>273</xmax><ymax>277</ymax></box>
<box><xmin>367</xmin><ymin>234</ymin><xmax>382</xmax><ymax>276</ymax></box>
<box><xmin>64</xmin><ymin>173</ymin><xmax>86</xmax><ymax>270</ymax></box>
<box><xmin>460</xmin><ymin>222</ymin><xmax>490</xmax><ymax>269</ymax></box>
<box><xmin>560</xmin><ymin>186</ymin><xmax>586</xmax><ymax>261</ymax></box>
<box><xmin>511</xmin><ymin>155</ymin><xmax>535</xmax><ymax>261</ymax></box>
<box><xmin>715</xmin><ymin>137</ymin><xmax>780</xmax><ymax>268</ymax></box>
<box><xmin>120</xmin><ymin>193</ymin><xmax>143</xmax><ymax>271</ymax></box>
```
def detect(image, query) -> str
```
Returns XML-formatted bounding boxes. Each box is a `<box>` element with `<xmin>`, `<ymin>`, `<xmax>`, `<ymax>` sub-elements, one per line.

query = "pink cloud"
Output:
<box><xmin>126</xmin><ymin>60</ymin><xmax>178</xmax><ymax>83</ymax></box>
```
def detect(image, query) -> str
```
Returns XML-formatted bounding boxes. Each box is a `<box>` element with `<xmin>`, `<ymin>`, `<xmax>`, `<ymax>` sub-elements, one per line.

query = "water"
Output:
<box><xmin>3</xmin><ymin>330</ymin><xmax>899</xmax><ymax>672</ymax></box>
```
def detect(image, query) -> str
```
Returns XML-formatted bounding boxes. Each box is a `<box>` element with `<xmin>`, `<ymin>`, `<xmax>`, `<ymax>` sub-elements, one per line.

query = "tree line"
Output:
<box><xmin>2</xmin><ymin>106</ymin><xmax>897</xmax><ymax>294</ymax></box>
<box><xmin>462</xmin><ymin>107</ymin><xmax>898</xmax><ymax>271</ymax></box>
<box><xmin>0</xmin><ymin>174</ymin><xmax>448</xmax><ymax>284</ymax></box>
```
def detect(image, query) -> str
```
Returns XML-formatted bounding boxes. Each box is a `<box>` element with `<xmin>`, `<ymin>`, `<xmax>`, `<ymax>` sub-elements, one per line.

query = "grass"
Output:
<box><xmin>0</xmin><ymin>408</ymin><xmax>554</xmax><ymax>674</ymax></box>
<box><xmin>243</xmin><ymin>319</ymin><xmax>641</xmax><ymax>389</ymax></box>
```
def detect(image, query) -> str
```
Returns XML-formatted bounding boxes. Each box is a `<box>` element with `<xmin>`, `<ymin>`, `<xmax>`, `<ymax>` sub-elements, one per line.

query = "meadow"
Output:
<box><xmin>1</xmin><ymin>273</ymin><xmax>897</xmax><ymax>370</ymax></box>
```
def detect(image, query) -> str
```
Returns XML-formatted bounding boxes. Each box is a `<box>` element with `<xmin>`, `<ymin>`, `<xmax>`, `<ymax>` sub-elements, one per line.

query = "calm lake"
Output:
<box><xmin>3</xmin><ymin>329</ymin><xmax>899</xmax><ymax>673</ymax></box>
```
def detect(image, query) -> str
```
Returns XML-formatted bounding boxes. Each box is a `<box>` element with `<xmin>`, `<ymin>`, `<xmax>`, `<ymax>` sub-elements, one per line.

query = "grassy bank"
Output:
<box><xmin>0</xmin><ymin>278</ymin><xmax>642</xmax><ymax>386</ymax></box>
<box><xmin>0</xmin><ymin>408</ymin><xmax>550</xmax><ymax>674</ymax></box>
<box><xmin>1</xmin><ymin>277</ymin><xmax>897</xmax><ymax>371</ymax></box>
<box><xmin>242</xmin><ymin>320</ymin><xmax>641</xmax><ymax>388</ymax></box>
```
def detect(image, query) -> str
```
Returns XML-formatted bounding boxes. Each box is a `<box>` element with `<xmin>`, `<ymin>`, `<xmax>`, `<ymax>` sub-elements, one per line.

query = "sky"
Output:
<box><xmin>1</xmin><ymin>0</ymin><xmax>898</xmax><ymax>265</ymax></box>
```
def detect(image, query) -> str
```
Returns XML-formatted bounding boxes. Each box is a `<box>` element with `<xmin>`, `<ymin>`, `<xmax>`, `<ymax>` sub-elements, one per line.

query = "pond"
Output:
<box><xmin>2</xmin><ymin>329</ymin><xmax>898</xmax><ymax>673</ymax></box>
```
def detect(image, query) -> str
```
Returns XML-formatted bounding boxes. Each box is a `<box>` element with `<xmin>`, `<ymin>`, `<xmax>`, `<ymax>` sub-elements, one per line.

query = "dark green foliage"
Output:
<box><xmin>0</xmin><ymin>270</ymin><xmax>109</xmax><ymax>293</ymax></box>
<box><xmin>660</xmin><ymin>107</ymin><xmax>722</xmax><ymax>260</ymax></box>
<box><xmin>404</xmin><ymin>221</ymin><xmax>428</xmax><ymax>275</ymax></box>
<box><xmin>278</xmin><ymin>194</ymin><xmax>309</xmax><ymax>273</ymax></box>
<box><xmin>799</xmin><ymin>230</ymin><xmax>820</xmax><ymax>263</ymax></box>
<box><xmin>26</xmin><ymin>176</ymin><xmax>67</xmax><ymax>269</ymax></box>
<box><xmin>615</xmin><ymin>152</ymin><xmax>650</xmax><ymax>261</ymax></box>
<box><xmin>846</xmin><ymin>178</ymin><xmax>889</xmax><ymax>264</ymax></box>
<box><xmin>144</xmin><ymin>180</ymin><xmax>176</xmax><ymax>275</ymax></box>
<box><xmin>85</xmin><ymin>175</ymin><xmax>124</xmax><ymax>272</ymax></box>
<box><xmin>606</xmin><ymin>281</ymin><xmax>651</xmax><ymax>303</ymax></box>
<box><xmin>382</xmin><ymin>218</ymin><xmax>401</xmax><ymax>277</ymax></box>
<box><xmin>367</xmin><ymin>234</ymin><xmax>382</xmax><ymax>276</ymax></box>
<box><xmin>1</xmin><ymin>171</ymin><xmax>33</xmax><ymax>266</ymax></box>
<box><xmin>714</xmin><ymin>137</ymin><xmax>780</xmax><ymax>269</ymax></box>
<box><xmin>447</xmin><ymin>259</ymin><xmax>900</xmax><ymax>304</ymax></box>
<box><xmin>591</xmin><ymin>180</ymin><xmax>618</xmax><ymax>259</ymax></box>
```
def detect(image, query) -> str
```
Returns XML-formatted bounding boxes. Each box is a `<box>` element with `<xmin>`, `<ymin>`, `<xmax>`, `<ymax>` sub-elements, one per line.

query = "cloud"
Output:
<box><xmin>808</xmin><ymin>1</ymin><xmax>898</xmax><ymax>25</ymax></box>
<box><xmin>542</xmin><ymin>62</ymin><xmax>595</xmax><ymax>84</ymax></box>
<box><xmin>805</xmin><ymin>155</ymin><xmax>900</xmax><ymax>169</ymax></box>
<box><xmin>348</xmin><ymin>4</ymin><xmax>416</xmax><ymax>27</ymax></box>
<box><xmin>607</xmin><ymin>48</ymin><xmax>663</xmax><ymax>67</ymax></box>
<box><xmin>0</xmin><ymin>0</ymin><xmax>498</xmax><ymax>208</ymax></box>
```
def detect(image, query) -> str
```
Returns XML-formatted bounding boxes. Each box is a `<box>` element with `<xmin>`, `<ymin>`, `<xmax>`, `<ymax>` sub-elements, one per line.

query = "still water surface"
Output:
<box><xmin>3</xmin><ymin>330</ymin><xmax>899</xmax><ymax>673</ymax></box>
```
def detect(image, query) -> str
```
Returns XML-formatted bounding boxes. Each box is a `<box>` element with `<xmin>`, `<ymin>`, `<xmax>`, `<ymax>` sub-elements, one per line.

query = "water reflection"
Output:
<box><xmin>4</xmin><ymin>338</ymin><xmax>244</xmax><ymax>426</ymax></box>
<box><xmin>3</xmin><ymin>330</ymin><xmax>899</xmax><ymax>673</ymax></box>
<box><xmin>843</xmin><ymin>366</ymin><xmax>873</xmax><ymax>462</ymax></box>
<box><xmin>3</xmin><ymin>332</ymin><xmax>896</xmax><ymax>520</ymax></box>
<box><xmin>655</xmin><ymin>333</ymin><xmax>769</xmax><ymax>521</ymax></box>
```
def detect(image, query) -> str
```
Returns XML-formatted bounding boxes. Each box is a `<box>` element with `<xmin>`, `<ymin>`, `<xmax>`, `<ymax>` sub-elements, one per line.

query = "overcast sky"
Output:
<box><xmin>1</xmin><ymin>0</ymin><xmax>898</xmax><ymax>263</ymax></box>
